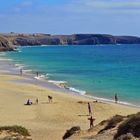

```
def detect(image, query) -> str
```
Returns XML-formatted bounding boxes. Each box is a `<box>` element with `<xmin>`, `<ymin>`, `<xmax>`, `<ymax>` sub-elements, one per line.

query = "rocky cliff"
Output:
<box><xmin>0</xmin><ymin>33</ymin><xmax>140</xmax><ymax>51</ymax></box>
<box><xmin>0</xmin><ymin>35</ymin><xmax>14</xmax><ymax>51</ymax></box>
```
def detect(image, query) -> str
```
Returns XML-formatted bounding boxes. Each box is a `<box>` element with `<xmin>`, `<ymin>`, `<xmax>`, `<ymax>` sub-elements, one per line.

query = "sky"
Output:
<box><xmin>0</xmin><ymin>0</ymin><xmax>140</xmax><ymax>36</ymax></box>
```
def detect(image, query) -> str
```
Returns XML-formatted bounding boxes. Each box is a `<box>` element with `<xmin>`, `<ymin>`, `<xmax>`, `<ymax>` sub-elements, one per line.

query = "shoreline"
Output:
<box><xmin>0</xmin><ymin>52</ymin><xmax>140</xmax><ymax>109</ymax></box>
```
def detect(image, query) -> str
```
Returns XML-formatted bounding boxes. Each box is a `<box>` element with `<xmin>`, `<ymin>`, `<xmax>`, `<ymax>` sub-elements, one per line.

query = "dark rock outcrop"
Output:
<box><xmin>63</xmin><ymin>126</ymin><xmax>81</xmax><ymax>140</ymax></box>
<box><xmin>0</xmin><ymin>33</ymin><xmax>140</xmax><ymax>51</ymax></box>
<box><xmin>114</xmin><ymin>112</ymin><xmax>140</xmax><ymax>139</ymax></box>
<box><xmin>10</xmin><ymin>34</ymin><xmax>140</xmax><ymax>46</ymax></box>
<box><xmin>0</xmin><ymin>35</ymin><xmax>14</xmax><ymax>51</ymax></box>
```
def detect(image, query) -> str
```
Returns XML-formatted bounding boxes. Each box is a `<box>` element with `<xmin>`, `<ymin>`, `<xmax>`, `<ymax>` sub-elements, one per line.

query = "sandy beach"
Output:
<box><xmin>0</xmin><ymin>65</ymin><xmax>139</xmax><ymax>140</ymax></box>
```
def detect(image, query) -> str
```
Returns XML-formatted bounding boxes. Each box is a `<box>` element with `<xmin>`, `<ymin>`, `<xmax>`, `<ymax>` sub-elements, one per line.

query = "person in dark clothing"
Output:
<box><xmin>88</xmin><ymin>116</ymin><xmax>95</xmax><ymax>128</ymax></box>
<box><xmin>48</xmin><ymin>95</ymin><xmax>53</xmax><ymax>103</ymax></box>
<box><xmin>36</xmin><ymin>72</ymin><xmax>39</xmax><ymax>77</ymax></box>
<box><xmin>88</xmin><ymin>102</ymin><xmax>92</xmax><ymax>115</ymax></box>
<box><xmin>35</xmin><ymin>98</ymin><xmax>38</xmax><ymax>104</ymax></box>
<box><xmin>20</xmin><ymin>69</ymin><xmax>23</xmax><ymax>76</ymax></box>
<box><xmin>25</xmin><ymin>99</ymin><xmax>32</xmax><ymax>105</ymax></box>
<box><xmin>115</xmin><ymin>93</ymin><xmax>118</xmax><ymax>103</ymax></box>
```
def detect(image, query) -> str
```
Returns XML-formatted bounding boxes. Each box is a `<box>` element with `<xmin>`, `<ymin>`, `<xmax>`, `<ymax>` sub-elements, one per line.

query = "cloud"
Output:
<box><xmin>78</xmin><ymin>0</ymin><xmax>140</xmax><ymax>9</ymax></box>
<box><xmin>0</xmin><ymin>0</ymin><xmax>140</xmax><ymax>35</ymax></box>
<box><xmin>3</xmin><ymin>0</ymin><xmax>140</xmax><ymax>15</ymax></box>
<box><xmin>13</xmin><ymin>0</ymin><xmax>34</xmax><ymax>13</ymax></box>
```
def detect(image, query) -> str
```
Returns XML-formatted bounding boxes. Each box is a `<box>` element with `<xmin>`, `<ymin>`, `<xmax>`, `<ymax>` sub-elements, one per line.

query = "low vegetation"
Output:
<box><xmin>64</xmin><ymin>112</ymin><xmax>140</xmax><ymax>140</ymax></box>
<box><xmin>0</xmin><ymin>125</ymin><xmax>30</xmax><ymax>136</ymax></box>
<box><xmin>114</xmin><ymin>112</ymin><xmax>140</xmax><ymax>139</ymax></box>
<box><xmin>98</xmin><ymin>115</ymin><xmax>124</xmax><ymax>134</ymax></box>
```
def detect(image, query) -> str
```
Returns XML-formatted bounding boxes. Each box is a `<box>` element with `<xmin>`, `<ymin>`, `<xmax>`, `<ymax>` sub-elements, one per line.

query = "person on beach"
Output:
<box><xmin>48</xmin><ymin>95</ymin><xmax>53</xmax><ymax>103</ymax></box>
<box><xmin>36</xmin><ymin>72</ymin><xmax>39</xmax><ymax>77</ymax></box>
<box><xmin>88</xmin><ymin>102</ymin><xmax>92</xmax><ymax>115</ymax></box>
<box><xmin>20</xmin><ymin>69</ymin><xmax>23</xmax><ymax>76</ymax></box>
<box><xmin>35</xmin><ymin>98</ymin><xmax>38</xmax><ymax>104</ymax></box>
<box><xmin>88</xmin><ymin>116</ymin><xmax>95</xmax><ymax>129</ymax></box>
<box><xmin>25</xmin><ymin>99</ymin><xmax>32</xmax><ymax>105</ymax></box>
<box><xmin>115</xmin><ymin>93</ymin><xmax>118</xmax><ymax>103</ymax></box>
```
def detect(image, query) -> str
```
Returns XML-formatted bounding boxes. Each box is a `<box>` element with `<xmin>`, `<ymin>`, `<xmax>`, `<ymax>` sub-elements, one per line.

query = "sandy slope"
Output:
<box><xmin>0</xmin><ymin>70</ymin><xmax>139</xmax><ymax>140</ymax></box>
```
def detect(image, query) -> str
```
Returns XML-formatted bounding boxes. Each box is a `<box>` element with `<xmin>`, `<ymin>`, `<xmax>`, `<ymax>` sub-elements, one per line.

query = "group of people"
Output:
<box><xmin>25</xmin><ymin>95</ymin><xmax>53</xmax><ymax>105</ymax></box>
<box><xmin>87</xmin><ymin>94</ymin><xmax>119</xmax><ymax>129</ymax></box>
<box><xmin>20</xmin><ymin>69</ymin><xmax>39</xmax><ymax>78</ymax></box>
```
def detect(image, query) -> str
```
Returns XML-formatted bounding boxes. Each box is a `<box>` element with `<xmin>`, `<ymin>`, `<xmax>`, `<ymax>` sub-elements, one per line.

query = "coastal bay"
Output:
<box><xmin>0</xmin><ymin>56</ymin><xmax>139</xmax><ymax>140</ymax></box>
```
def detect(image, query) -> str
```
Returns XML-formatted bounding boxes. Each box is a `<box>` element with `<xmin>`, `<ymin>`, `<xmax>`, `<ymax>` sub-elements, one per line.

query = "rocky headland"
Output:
<box><xmin>0</xmin><ymin>32</ymin><xmax>140</xmax><ymax>51</ymax></box>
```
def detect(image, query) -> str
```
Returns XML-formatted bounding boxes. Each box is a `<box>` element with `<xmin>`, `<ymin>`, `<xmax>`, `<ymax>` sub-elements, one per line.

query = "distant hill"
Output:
<box><xmin>0</xmin><ymin>33</ymin><xmax>140</xmax><ymax>51</ymax></box>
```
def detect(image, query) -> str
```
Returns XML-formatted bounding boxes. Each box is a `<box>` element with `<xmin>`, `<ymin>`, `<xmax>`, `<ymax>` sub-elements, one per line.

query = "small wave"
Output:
<box><xmin>68</xmin><ymin>87</ymin><xmax>86</xmax><ymax>95</ymax></box>
<box><xmin>0</xmin><ymin>58</ymin><xmax>13</xmax><ymax>61</ymax></box>
<box><xmin>15</xmin><ymin>63</ymin><xmax>25</xmax><ymax>69</ymax></box>
<box><xmin>23</xmin><ymin>69</ymin><xmax>33</xmax><ymax>72</ymax></box>
<box><xmin>41</xmin><ymin>45</ymin><xmax>48</xmax><ymax>46</ymax></box>
<box><xmin>13</xmin><ymin>48</ymin><xmax>22</xmax><ymax>52</ymax></box>
<box><xmin>45</xmin><ymin>73</ymin><xmax>52</xmax><ymax>76</ymax></box>
<box><xmin>17</xmin><ymin>49</ymin><xmax>22</xmax><ymax>53</ymax></box>
<box><xmin>34</xmin><ymin>74</ymin><xmax>47</xmax><ymax>80</ymax></box>
<box><xmin>48</xmin><ymin>80</ymin><xmax>67</xmax><ymax>84</ymax></box>
<box><xmin>44</xmin><ymin>73</ymin><xmax>52</xmax><ymax>78</ymax></box>
<box><xmin>0</xmin><ymin>52</ymin><xmax>6</xmax><ymax>56</ymax></box>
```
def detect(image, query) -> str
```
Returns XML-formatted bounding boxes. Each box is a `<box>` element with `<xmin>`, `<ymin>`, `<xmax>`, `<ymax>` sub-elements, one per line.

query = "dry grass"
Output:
<box><xmin>0</xmin><ymin>125</ymin><xmax>30</xmax><ymax>136</ymax></box>
<box><xmin>115</xmin><ymin>112</ymin><xmax>140</xmax><ymax>139</ymax></box>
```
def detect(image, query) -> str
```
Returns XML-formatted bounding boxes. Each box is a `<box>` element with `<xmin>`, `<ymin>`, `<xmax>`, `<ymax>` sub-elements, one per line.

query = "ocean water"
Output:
<box><xmin>3</xmin><ymin>44</ymin><xmax>140</xmax><ymax>106</ymax></box>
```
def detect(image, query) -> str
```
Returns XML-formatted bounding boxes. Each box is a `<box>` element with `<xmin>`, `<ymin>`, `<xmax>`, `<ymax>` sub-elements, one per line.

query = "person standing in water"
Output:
<box><xmin>20</xmin><ymin>69</ymin><xmax>23</xmax><ymax>76</ymax></box>
<box><xmin>115</xmin><ymin>93</ymin><xmax>118</xmax><ymax>103</ymax></box>
<box><xmin>88</xmin><ymin>102</ymin><xmax>92</xmax><ymax>115</ymax></box>
<box><xmin>36</xmin><ymin>72</ymin><xmax>39</xmax><ymax>77</ymax></box>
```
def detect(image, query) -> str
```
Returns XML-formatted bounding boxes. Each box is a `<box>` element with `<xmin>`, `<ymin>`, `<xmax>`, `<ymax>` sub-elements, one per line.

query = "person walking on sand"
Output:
<box><xmin>115</xmin><ymin>93</ymin><xmax>118</xmax><ymax>103</ymax></box>
<box><xmin>88</xmin><ymin>116</ymin><xmax>95</xmax><ymax>129</ymax></box>
<box><xmin>48</xmin><ymin>95</ymin><xmax>53</xmax><ymax>103</ymax></box>
<box><xmin>35</xmin><ymin>98</ymin><xmax>38</xmax><ymax>104</ymax></box>
<box><xmin>88</xmin><ymin>102</ymin><xmax>92</xmax><ymax>115</ymax></box>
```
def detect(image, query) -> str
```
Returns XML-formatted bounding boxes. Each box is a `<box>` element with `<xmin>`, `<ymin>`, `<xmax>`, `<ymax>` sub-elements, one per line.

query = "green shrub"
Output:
<box><xmin>115</xmin><ymin>112</ymin><xmax>140</xmax><ymax>139</ymax></box>
<box><xmin>0</xmin><ymin>125</ymin><xmax>30</xmax><ymax>136</ymax></box>
<box><xmin>98</xmin><ymin>115</ymin><xmax>124</xmax><ymax>134</ymax></box>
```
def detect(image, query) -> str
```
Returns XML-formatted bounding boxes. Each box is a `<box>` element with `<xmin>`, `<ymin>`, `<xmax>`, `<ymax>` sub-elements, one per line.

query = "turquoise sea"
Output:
<box><xmin>3</xmin><ymin>44</ymin><xmax>140</xmax><ymax>106</ymax></box>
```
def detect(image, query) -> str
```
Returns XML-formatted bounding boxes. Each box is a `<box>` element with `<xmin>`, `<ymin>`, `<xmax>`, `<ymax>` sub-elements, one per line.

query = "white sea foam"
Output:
<box><xmin>0</xmin><ymin>52</ymin><xmax>6</xmax><ymax>56</ymax></box>
<box><xmin>13</xmin><ymin>48</ymin><xmax>22</xmax><ymax>52</ymax></box>
<box><xmin>23</xmin><ymin>69</ymin><xmax>32</xmax><ymax>72</ymax></box>
<box><xmin>68</xmin><ymin>87</ymin><xmax>86</xmax><ymax>95</ymax></box>
<box><xmin>15</xmin><ymin>63</ymin><xmax>25</xmax><ymax>69</ymax></box>
<box><xmin>0</xmin><ymin>58</ymin><xmax>13</xmax><ymax>61</ymax></box>
<box><xmin>48</xmin><ymin>80</ymin><xmax>67</xmax><ymax>84</ymax></box>
<box><xmin>41</xmin><ymin>45</ymin><xmax>48</xmax><ymax>46</ymax></box>
<box><xmin>34</xmin><ymin>74</ymin><xmax>47</xmax><ymax>80</ymax></box>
